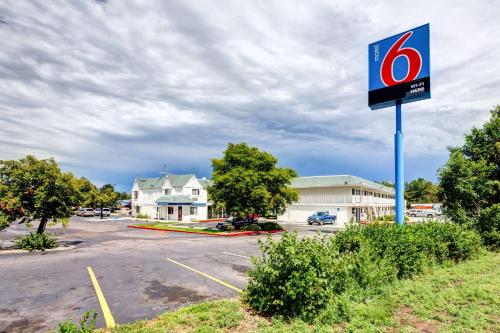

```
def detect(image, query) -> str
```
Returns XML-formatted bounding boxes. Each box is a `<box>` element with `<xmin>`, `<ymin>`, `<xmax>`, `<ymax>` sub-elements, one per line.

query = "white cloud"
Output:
<box><xmin>0</xmin><ymin>0</ymin><xmax>498</xmax><ymax>189</ymax></box>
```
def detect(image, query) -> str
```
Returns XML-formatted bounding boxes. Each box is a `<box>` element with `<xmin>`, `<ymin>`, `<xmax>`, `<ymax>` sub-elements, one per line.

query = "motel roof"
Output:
<box><xmin>290</xmin><ymin>175</ymin><xmax>395</xmax><ymax>194</ymax></box>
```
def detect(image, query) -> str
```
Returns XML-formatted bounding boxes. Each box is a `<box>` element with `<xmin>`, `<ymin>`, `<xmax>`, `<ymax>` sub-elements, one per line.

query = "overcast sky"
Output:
<box><xmin>0</xmin><ymin>0</ymin><xmax>498</xmax><ymax>191</ymax></box>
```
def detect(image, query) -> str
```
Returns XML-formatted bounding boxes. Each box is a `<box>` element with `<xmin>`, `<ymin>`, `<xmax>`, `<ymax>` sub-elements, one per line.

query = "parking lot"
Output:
<box><xmin>0</xmin><ymin>216</ymin><xmax>332</xmax><ymax>332</ymax></box>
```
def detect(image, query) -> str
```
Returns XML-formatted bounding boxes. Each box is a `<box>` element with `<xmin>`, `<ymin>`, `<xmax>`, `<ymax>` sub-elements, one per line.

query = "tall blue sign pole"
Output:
<box><xmin>395</xmin><ymin>100</ymin><xmax>404</xmax><ymax>224</ymax></box>
<box><xmin>368</xmin><ymin>24</ymin><xmax>431</xmax><ymax>225</ymax></box>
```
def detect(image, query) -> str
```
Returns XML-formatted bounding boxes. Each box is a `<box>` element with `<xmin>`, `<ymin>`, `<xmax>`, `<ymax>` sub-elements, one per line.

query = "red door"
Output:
<box><xmin>178</xmin><ymin>206</ymin><xmax>182</xmax><ymax>221</ymax></box>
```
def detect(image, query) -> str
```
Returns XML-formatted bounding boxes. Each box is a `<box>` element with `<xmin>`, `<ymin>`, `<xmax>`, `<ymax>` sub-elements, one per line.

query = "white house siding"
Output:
<box><xmin>279</xmin><ymin>175</ymin><xmax>396</xmax><ymax>226</ymax></box>
<box><xmin>131</xmin><ymin>174</ymin><xmax>209</xmax><ymax>221</ymax></box>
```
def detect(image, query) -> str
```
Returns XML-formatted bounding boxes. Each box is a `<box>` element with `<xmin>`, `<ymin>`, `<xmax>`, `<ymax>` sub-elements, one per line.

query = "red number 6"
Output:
<box><xmin>381</xmin><ymin>32</ymin><xmax>422</xmax><ymax>86</ymax></box>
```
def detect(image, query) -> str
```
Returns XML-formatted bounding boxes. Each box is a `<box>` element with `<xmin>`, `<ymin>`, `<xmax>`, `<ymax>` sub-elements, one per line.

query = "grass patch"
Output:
<box><xmin>97</xmin><ymin>252</ymin><xmax>499</xmax><ymax>333</ymax></box>
<box><xmin>136</xmin><ymin>223</ymin><xmax>223</xmax><ymax>234</ymax></box>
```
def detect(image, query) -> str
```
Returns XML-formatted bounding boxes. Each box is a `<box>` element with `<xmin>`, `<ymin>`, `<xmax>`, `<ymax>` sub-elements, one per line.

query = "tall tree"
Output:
<box><xmin>376</xmin><ymin>180</ymin><xmax>394</xmax><ymax>188</ymax></box>
<box><xmin>0</xmin><ymin>155</ymin><xmax>79</xmax><ymax>234</ymax></box>
<box><xmin>209</xmin><ymin>143</ymin><xmax>298</xmax><ymax>217</ymax></box>
<box><xmin>74</xmin><ymin>177</ymin><xmax>99</xmax><ymax>207</ymax></box>
<box><xmin>405</xmin><ymin>178</ymin><xmax>439</xmax><ymax>204</ymax></box>
<box><xmin>83</xmin><ymin>184</ymin><xmax>118</xmax><ymax>219</ymax></box>
<box><xmin>438</xmin><ymin>106</ymin><xmax>500</xmax><ymax>248</ymax></box>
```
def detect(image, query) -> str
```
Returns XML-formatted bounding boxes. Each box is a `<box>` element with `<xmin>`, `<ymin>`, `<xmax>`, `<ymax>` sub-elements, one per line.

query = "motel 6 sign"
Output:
<box><xmin>369</xmin><ymin>24</ymin><xmax>430</xmax><ymax>110</ymax></box>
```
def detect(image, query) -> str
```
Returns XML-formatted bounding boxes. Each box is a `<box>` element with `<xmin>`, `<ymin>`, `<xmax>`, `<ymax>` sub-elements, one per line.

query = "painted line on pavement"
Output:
<box><xmin>166</xmin><ymin>258</ymin><xmax>242</xmax><ymax>293</ymax></box>
<box><xmin>222</xmin><ymin>251</ymin><xmax>251</xmax><ymax>259</ymax></box>
<box><xmin>87</xmin><ymin>267</ymin><xmax>116</xmax><ymax>328</ymax></box>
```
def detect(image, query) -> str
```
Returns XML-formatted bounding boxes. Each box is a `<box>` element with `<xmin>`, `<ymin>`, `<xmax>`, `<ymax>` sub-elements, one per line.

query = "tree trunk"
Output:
<box><xmin>37</xmin><ymin>217</ymin><xmax>48</xmax><ymax>234</ymax></box>
<box><xmin>100</xmin><ymin>205</ymin><xmax>104</xmax><ymax>219</ymax></box>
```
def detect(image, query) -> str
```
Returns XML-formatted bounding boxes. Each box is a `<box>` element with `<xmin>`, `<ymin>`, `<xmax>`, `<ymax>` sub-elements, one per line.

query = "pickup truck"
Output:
<box><xmin>307</xmin><ymin>211</ymin><xmax>337</xmax><ymax>225</ymax></box>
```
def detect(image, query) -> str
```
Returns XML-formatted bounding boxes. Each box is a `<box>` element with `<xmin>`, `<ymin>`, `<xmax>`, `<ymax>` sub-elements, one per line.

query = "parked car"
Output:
<box><xmin>307</xmin><ymin>211</ymin><xmax>337</xmax><ymax>225</ymax></box>
<box><xmin>77</xmin><ymin>208</ymin><xmax>95</xmax><ymax>217</ymax></box>
<box><xmin>216</xmin><ymin>214</ymin><xmax>260</xmax><ymax>230</ymax></box>
<box><xmin>94</xmin><ymin>208</ymin><xmax>111</xmax><ymax>217</ymax></box>
<box><xmin>408</xmin><ymin>209</ymin><xmax>437</xmax><ymax>218</ymax></box>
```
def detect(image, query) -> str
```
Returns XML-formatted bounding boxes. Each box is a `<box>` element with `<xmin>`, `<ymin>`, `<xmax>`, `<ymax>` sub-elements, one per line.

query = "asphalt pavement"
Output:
<box><xmin>0</xmin><ymin>217</ymin><xmax>272</xmax><ymax>332</ymax></box>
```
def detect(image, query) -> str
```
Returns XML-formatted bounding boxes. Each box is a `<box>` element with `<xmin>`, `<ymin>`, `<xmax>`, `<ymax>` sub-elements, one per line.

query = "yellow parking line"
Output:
<box><xmin>166</xmin><ymin>258</ymin><xmax>243</xmax><ymax>293</ymax></box>
<box><xmin>87</xmin><ymin>267</ymin><xmax>116</xmax><ymax>328</ymax></box>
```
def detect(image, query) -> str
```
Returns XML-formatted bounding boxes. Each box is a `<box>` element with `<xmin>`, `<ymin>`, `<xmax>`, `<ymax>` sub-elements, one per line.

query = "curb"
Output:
<box><xmin>0</xmin><ymin>245</ymin><xmax>76</xmax><ymax>255</ymax></box>
<box><xmin>196</xmin><ymin>218</ymin><xmax>226</xmax><ymax>223</ymax></box>
<box><xmin>127</xmin><ymin>225</ymin><xmax>284</xmax><ymax>237</ymax></box>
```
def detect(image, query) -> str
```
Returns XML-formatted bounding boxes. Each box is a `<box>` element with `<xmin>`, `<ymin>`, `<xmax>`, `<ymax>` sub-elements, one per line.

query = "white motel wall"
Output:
<box><xmin>279</xmin><ymin>175</ymin><xmax>396</xmax><ymax>227</ymax></box>
<box><xmin>131</xmin><ymin>173</ymin><xmax>394</xmax><ymax>226</ymax></box>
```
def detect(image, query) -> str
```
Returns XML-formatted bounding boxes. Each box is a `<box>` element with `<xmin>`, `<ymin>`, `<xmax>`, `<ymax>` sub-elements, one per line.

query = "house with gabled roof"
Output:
<box><xmin>131</xmin><ymin>173</ymin><xmax>209</xmax><ymax>221</ymax></box>
<box><xmin>279</xmin><ymin>175</ymin><xmax>395</xmax><ymax>226</ymax></box>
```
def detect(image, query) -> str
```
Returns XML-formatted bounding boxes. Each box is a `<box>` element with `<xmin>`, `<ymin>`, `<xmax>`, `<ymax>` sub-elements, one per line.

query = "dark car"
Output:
<box><xmin>216</xmin><ymin>214</ymin><xmax>260</xmax><ymax>230</ymax></box>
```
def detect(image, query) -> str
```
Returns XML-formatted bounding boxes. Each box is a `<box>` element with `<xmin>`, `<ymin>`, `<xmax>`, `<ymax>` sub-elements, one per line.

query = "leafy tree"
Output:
<box><xmin>84</xmin><ymin>184</ymin><xmax>118</xmax><ymax>219</ymax></box>
<box><xmin>0</xmin><ymin>155</ymin><xmax>79</xmax><ymax>234</ymax></box>
<box><xmin>438</xmin><ymin>106</ymin><xmax>500</xmax><ymax>247</ymax></box>
<box><xmin>405</xmin><ymin>178</ymin><xmax>439</xmax><ymax>204</ymax></box>
<box><xmin>117</xmin><ymin>191</ymin><xmax>131</xmax><ymax>200</ymax></box>
<box><xmin>376</xmin><ymin>180</ymin><xmax>394</xmax><ymax>188</ymax></box>
<box><xmin>209</xmin><ymin>143</ymin><xmax>298</xmax><ymax>217</ymax></box>
<box><xmin>74</xmin><ymin>177</ymin><xmax>99</xmax><ymax>207</ymax></box>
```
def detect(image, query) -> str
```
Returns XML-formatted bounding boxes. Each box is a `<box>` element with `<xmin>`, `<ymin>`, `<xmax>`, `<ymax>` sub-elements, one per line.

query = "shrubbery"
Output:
<box><xmin>259</xmin><ymin>221</ymin><xmax>283</xmax><ymax>231</ymax></box>
<box><xmin>51</xmin><ymin>310</ymin><xmax>96</xmax><ymax>333</ymax></box>
<box><xmin>244</xmin><ymin>222</ymin><xmax>482</xmax><ymax>322</ymax></box>
<box><xmin>240</xmin><ymin>222</ymin><xmax>282</xmax><ymax>232</ymax></box>
<box><xmin>135</xmin><ymin>213</ymin><xmax>150</xmax><ymax>219</ymax></box>
<box><xmin>244</xmin><ymin>224</ymin><xmax>262</xmax><ymax>231</ymax></box>
<box><xmin>15</xmin><ymin>232</ymin><xmax>58</xmax><ymax>251</ymax></box>
<box><xmin>373</xmin><ymin>214</ymin><xmax>409</xmax><ymax>223</ymax></box>
<box><xmin>477</xmin><ymin>204</ymin><xmax>500</xmax><ymax>249</ymax></box>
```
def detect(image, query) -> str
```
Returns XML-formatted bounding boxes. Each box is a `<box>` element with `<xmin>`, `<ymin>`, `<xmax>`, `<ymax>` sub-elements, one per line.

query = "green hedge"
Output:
<box><xmin>244</xmin><ymin>222</ymin><xmax>482</xmax><ymax>322</ymax></box>
<box><xmin>259</xmin><ymin>222</ymin><xmax>283</xmax><ymax>231</ymax></box>
<box><xmin>241</xmin><ymin>224</ymin><xmax>261</xmax><ymax>231</ymax></box>
<box><xmin>15</xmin><ymin>232</ymin><xmax>58</xmax><ymax>251</ymax></box>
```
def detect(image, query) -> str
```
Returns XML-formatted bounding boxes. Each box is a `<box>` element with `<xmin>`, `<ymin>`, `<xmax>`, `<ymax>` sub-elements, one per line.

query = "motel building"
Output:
<box><xmin>131</xmin><ymin>173</ymin><xmax>210</xmax><ymax>221</ymax></box>
<box><xmin>279</xmin><ymin>175</ymin><xmax>396</xmax><ymax>226</ymax></box>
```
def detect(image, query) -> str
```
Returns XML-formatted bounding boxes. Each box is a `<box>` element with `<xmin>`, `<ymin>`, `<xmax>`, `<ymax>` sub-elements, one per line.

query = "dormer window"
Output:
<box><xmin>164</xmin><ymin>189</ymin><xmax>171</xmax><ymax>195</ymax></box>
<box><xmin>192</xmin><ymin>189</ymin><xmax>200</xmax><ymax>196</ymax></box>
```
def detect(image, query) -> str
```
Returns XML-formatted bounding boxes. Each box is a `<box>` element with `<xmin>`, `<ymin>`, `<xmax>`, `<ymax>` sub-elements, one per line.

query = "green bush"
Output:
<box><xmin>476</xmin><ymin>204</ymin><xmax>500</xmax><ymax>249</ymax></box>
<box><xmin>374</xmin><ymin>214</ymin><xmax>409</xmax><ymax>223</ymax></box>
<box><xmin>245</xmin><ymin>222</ymin><xmax>483</xmax><ymax>322</ymax></box>
<box><xmin>15</xmin><ymin>232</ymin><xmax>57</xmax><ymax>251</ymax></box>
<box><xmin>244</xmin><ymin>233</ymin><xmax>352</xmax><ymax>322</ymax></box>
<box><xmin>226</xmin><ymin>225</ymin><xmax>235</xmax><ymax>232</ymax></box>
<box><xmin>246</xmin><ymin>224</ymin><xmax>262</xmax><ymax>231</ymax></box>
<box><xmin>259</xmin><ymin>221</ymin><xmax>284</xmax><ymax>231</ymax></box>
<box><xmin>336</xmin><ymin>222</ymin><xmax>482</xmax><ymax>278</ymax></box>
<box><xmin>51</xmin><ymin>310</ymin><xmax>97</xmax><ymax>333</ymax></box>
<box><xmin>0</xmin><ymin>213</ymin><xmax>10</xmax><ymax>231</ymax></box>
<box><xmin>135</xmin><ymin>213</ymin><xmax>149</xmax><ymax>219</ymax></box>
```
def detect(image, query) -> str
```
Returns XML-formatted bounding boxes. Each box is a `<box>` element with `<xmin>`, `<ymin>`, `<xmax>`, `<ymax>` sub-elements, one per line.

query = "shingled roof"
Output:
<box><xmin>135</xmin><ymin>173</ymin><xmax>195</xmax><ymax>190</ymax></box>
<box><xmin>290</xmin><ymin>175</ymin><xmax>394</xmax><ymax>193</ymax></box>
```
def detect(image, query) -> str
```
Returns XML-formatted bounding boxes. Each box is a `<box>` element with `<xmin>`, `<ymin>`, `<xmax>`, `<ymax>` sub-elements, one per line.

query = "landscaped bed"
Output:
<box><xmin>128</xmin><ymin>223</ymin><xmax>284</xmax><ymax>237</ymax></box>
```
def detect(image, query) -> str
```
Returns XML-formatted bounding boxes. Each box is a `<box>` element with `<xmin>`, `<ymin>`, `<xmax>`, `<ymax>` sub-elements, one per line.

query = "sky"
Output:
<box><xmin>0</xmin><ymin>0</ymin><xmax>499</xmax><ymax>191</ymax></box>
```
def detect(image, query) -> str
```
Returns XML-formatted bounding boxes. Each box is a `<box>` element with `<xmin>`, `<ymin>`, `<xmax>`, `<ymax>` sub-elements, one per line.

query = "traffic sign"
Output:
<box><xmin>369</xmin><ymin>24</ymin><xmax>430</xmax><ymax>110</ymax></box>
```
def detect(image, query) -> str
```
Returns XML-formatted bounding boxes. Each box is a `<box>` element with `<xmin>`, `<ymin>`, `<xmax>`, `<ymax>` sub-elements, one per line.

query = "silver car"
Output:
<box><xmin>94</xmin><ymin>208</ymin><xmax>111</xmax><ymax>217</ymax></box>
<box><xmin>77</xmin><ymin>208</ymin><xmax>95</xmax><ymax>217</ymax></box>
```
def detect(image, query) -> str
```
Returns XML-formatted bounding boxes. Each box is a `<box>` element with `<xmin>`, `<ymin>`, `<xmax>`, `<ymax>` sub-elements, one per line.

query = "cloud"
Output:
<box><xmin>0</xmin><ymin>0</ymin><xmax>498</xmax><ymax>190</ymax></box>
